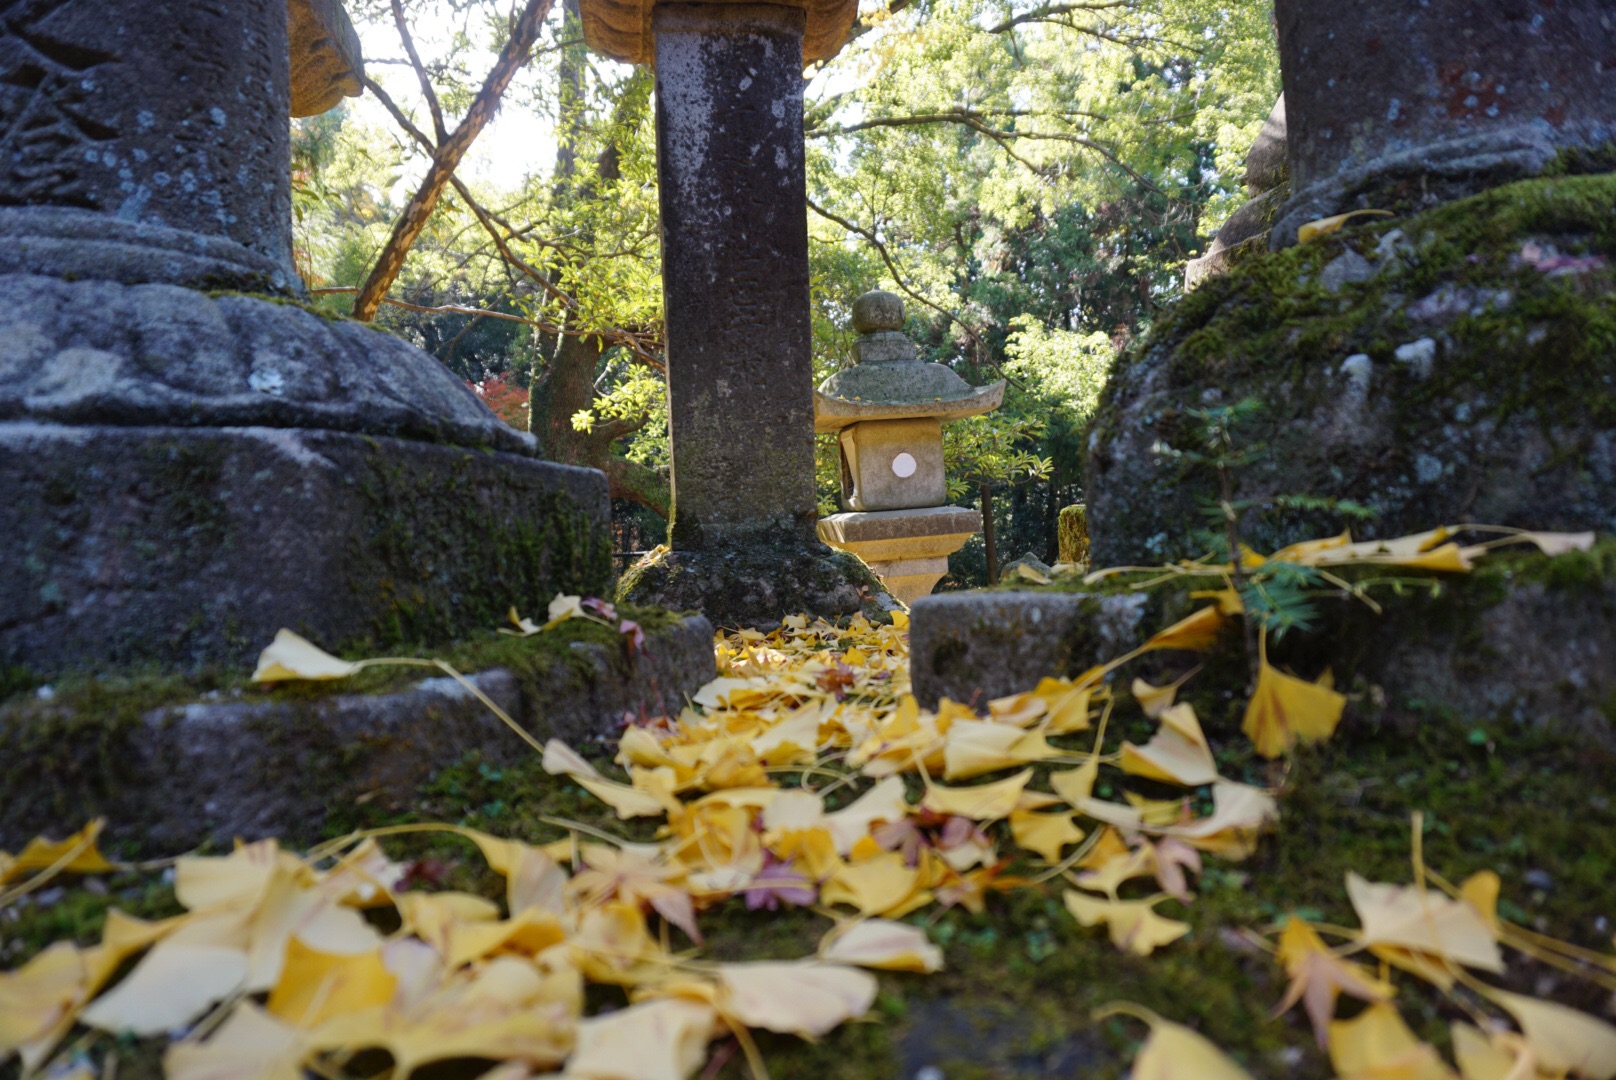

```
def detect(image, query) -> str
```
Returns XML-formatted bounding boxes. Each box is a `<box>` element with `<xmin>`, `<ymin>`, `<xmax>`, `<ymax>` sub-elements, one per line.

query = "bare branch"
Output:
<box><xmin>390</xmin><ymin>0</ymin><xmax>448</xmax><ymax>145</ymax></box>
<box><xmin>311</xmin><ymin>287</ymin><xmax>666</xmax><ymax>375</ymax></box>
<box><xmin>806</xmin><ymin>196</ymin><xmax>1023</xmax><ymax>389</ymax></box>
<box><xmin>985</xmin><ymin>1</ymin><xmax>1133</xmax><ymax>35</ymax></box>
<box><xmin>809</xmin><ymin>109</ymin><xmax>1162</xmax><ymax>193</ymax></box>
<box><xmin>352</xmin><ymin>0</ymin><xmax>552</xmax><ymax>323</ymax></box>
<box><xmin>362</xmin><ymin>72</ymin><xmax>666</xmax><ymax>372</ymax></box>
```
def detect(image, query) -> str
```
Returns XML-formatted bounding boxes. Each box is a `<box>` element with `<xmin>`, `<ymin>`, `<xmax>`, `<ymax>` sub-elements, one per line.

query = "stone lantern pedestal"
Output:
<box><xmin>0</xmin><ymin>0</ymin><xmax>613</xmax><ymax>674</ymax></box>
<box><xmin>814</xmin><ymin>292</ymin><xmax>1004</xmax><ymax>606</ymax></box>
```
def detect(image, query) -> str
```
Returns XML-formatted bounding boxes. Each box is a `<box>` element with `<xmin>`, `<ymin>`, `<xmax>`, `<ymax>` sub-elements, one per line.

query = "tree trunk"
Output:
<box><xmin>981</xmin><ymin>480</ymin><xmax>998</xmax><ymax>585</ymax></box>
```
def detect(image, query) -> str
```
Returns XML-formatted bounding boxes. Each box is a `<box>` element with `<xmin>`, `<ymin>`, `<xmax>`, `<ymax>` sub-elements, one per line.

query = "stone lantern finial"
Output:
<box><xmin>813</xmin><ymin>291</ymin><xmax>1005</xmax><ymax>605</ymax></box>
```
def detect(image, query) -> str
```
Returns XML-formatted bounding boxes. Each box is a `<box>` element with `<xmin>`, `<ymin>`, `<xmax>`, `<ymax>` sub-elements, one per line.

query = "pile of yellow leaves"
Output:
<box><xmin>2</xmin><ymin>525</ymin><xmax>1608</xmax><ymax>1079</ymax></box>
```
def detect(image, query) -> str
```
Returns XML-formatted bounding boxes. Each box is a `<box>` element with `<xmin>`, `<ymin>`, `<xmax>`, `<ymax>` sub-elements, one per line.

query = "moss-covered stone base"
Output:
<box><xmin>0</xmin><ymin>424</ymin><xmax>613</xmax><ymax>676</ymax></box>
<box><xmin>0</xmin><ymin>611</ymin><xmax>713</xmax><ymax>852</ymax></box>
<box><xmin>616</xmin><ymin>541</ymin><xmax>898</xmax><ymax>629</ymax></box>
<box><xmin>1088</xmin><ymin>172</ymin><xmax>1616</xmax><ymax>566</ymax></box>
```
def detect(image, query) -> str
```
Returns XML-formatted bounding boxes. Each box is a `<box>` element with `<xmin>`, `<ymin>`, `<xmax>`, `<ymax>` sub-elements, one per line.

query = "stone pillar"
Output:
<box><xmin>0</xmin><ymin>0</ymin><xmax>614</xmax><ymax>675</ymax></box>
<box><xmin>0</xmin><ymin>0</ymin><xmax>295</xmax><ymax>285</ymax></box>
<box><xmin>653</xmin><ymin>3</ymin><xmax>818</xmax><ymax>549</ymax></box>
<box><xmin>1272</xmin><ymin>0</ymin><xmax>1616</xmax><ymax>243</ymax></box>
<box><xmin>600</xmin><ymin>0</ymin><xmax>892</xmax><ymax>626</ymax></box>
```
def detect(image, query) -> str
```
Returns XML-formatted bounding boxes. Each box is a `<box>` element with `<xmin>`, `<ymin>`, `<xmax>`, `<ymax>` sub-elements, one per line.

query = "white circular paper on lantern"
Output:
<box><xmin>891</xmin><ymin>452</ymin><xmax>917</xmax><ymax>478</ymax></box>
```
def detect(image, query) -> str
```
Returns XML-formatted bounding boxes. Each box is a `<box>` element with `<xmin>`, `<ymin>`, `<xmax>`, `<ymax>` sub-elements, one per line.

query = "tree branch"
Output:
<box><xmin>359</xmin><ymin>73</ymin><xmax>667</xmax><ymax>374</ymax></box>
<box><xmin>806</xmin><ymin>196</ymin><xmax>1023</xmax><ymax>389</ymax></box>
<box><xmin>391</xmin><ymin>0</ymin><xmax>447</xmax><ymax>144</ymax></box>
<box><xmin>352</xmin><ymin>0</ymin><xmax>553</xmax><ymax>323</ymax></box>
<box><xmin>985</xmin><ymin>1</ymin><xmax>1134</xmax><ymax>35</ymax></box>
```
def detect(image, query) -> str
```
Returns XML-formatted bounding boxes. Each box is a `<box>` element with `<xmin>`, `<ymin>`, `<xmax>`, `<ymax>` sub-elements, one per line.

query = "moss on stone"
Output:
<box><xmin>1088</xmin><ymin>173</ymin><xmax>1616</xmax><ymax>565</ymax></box>
<box><xmin>345</xmin><ymin>454</ymin><xmax>613</xmax><ymax>651</ymax></box>
<box><xmin>618</xmin><ymin>542</ymin><xmax>894</xmax><ymax>629</ymax></box>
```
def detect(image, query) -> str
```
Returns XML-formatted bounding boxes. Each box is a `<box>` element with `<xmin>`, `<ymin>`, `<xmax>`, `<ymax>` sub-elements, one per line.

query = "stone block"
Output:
<box><xmin>0</xmin><ymin>272</ymin><xmax>532</xmax><ymax>455</ymax></box>
<box><xmin>289</xmin><ymin>0</ymin><xmax>364</xmax><ymax>117</ymax></box>
<box><xmin>908</xmin><ymin>591</ymin><xmax>1147</xmax><ymax>708</ymax></box>
<box><xmin>837</xmin><ymin>417</ymin><xmax>945</xmax><ymax>511</ymax></box>
<box><xmin>0</xmin><ymin>615</ymin><xmax>715</xmax><ymax>850</ymax></box>
<box><xmin>0</xmin><ymin>423</ymin><xmax>613</xmax><ymax>675</ymax></box>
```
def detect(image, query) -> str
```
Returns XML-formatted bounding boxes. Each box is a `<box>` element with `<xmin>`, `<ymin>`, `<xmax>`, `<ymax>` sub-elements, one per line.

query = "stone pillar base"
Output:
<box><xmin>0</xmin><ymin>424</ymin><xmax>612</xmax><ymax>675</ymax></box>
<box><xmin>616</xmin><ymin>542</ymin><xmax>898</xmax><ymax>630</ymax></box>
<box><xmin>816</xmin><ymin>506</ymin><xmax>981</xmax><ymax>606</ymax></box>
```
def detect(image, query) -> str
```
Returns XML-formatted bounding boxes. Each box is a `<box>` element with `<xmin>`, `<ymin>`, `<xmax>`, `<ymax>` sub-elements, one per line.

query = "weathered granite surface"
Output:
<box><xmin>0</xmin><ymin>273</ymin><xmax>535</xmax><ymax>454</ymax></box>
<box><xmin>1270</xmin><ymin>0</ymin><xmax>1616</xmax><ymax>245</ymax></box>
<box><xmin>911</xmin><ymin>552</ymin><xmax>1616</xmax><ymax>748</ymax></box>
<box><xmin>908</xmin><ymin>591</ymin><xmax>1147</xmax><ymax>708</ymax></box>
<box><xmin>619</xmin><ymin>542</ymin><xmax>898</xmax><ymax>630</ymax></box>
<box><xmin>0</xmin><ymin>0</ymin><xmax>297</xmax><ymax>278</ymax></box>
<box><xmin>655</xmin><ymin>4</ymin><xmax>820</xmax><ymax>551</ymax></box>
<box><xmin>1</xmin><ymin>424</ymin><xmax>613</xmax><ymax>674</ymax></box>
<box><xmin>1090</xmin><ymin>174</ymin><xmax>1616</xmax><ymax>567</ymax></box>
<box><xmin>0</xmin><ymin>615</ymin><xmax>715</xmax><ymax>850</ymax></box>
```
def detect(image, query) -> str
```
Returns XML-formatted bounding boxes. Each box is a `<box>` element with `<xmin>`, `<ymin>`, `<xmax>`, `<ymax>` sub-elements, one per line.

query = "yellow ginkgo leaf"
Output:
<box><xmin>1050</xmin><ymin>758</ymin><xmax>1099</xmax><ymax>806</ymax></box>
<box><xmin>1063</xmin><ymin>891</ymin><xmax>1189</xmax><ymax>956</ymax></box>
<box><xmin>1073</xmin><ymin>846</ymin><xmax>1155</xmax><ymax>899</ymax></box>
<box><xmin>80</xmin><ymin>941</ymin><xmax>249</xmax><ymax>1036</ymax></box>
<box><xmin>576</xmin><ymin>775</ymin><xmax>670</xmax><ymax>819</ymax></box>
<box><xmin>0</xmin><ymin>819</ymin><xmax>115</xmax><ymax>883</ymax></box>
<box><xmin>1008</xmin><ymin>809</ymin><xmax>1085</xmax><ymax>863</ymax></box>
<box><xmin>265</xmin><ymin>938</ymin><xmax>396</xmax><ymax>1029</ymax></box>
<box><xmin>1121</xmin><ymin>703</ymin><xmax>1219</xmax><ymax>786</ymax></box>
<box><xmin>0</xmin><ymin>941</ymin><xmax>86</xmax><ymax>1073</ymax></box>
<box><xmin>1486</xmin><ymin>989</ymin><xmax>1616</xmax><ymax>1080</ymax></box>
<box><xmin>251</xmin><ymin>629</ymin><xmax>363</xmax><ymax>682</ymax></box>
<box><xmin>1131</xmin><ymin>677</ymin><xmax>1178</xmax><ymax>719</ymax></box>
<box><xmin>821</xmin><ymin>853</ymin><xmax>930</xmax><ymax>917</ymax></box>
<box><xmin>1142</xmin><ymin>606</ymin><xmax>1228</xmax><ymax>653</ymax></box>
<box><xmin>1242</xmin><ymin>652</ymin><xmax>1345</xmax><ymax>759</ymax></box>
<box><xmin>943</xmin><ymin>720</ymin><xmax>1057</xmax><ymax>780</ymax></box>
<box><xmin>1347</xmin><ymin>873</ymin><xmax>1504</xmax><ymax>974</ymax></box>
<box><xmin>1450</xmin><ymin>1022</ymin><xmax>1529</xmax><ymax>1080</ymax></box>
<box><xmin>1515</xmin><ymin>530</ymin><xmax>1596</xmax><ymax>556</ymax></box>
<box><xmin>1328</xmin><ymin>1002</ymin><xmax>1458</xmax><ymax>1080</ymax></box>
<box><xmin>1032</xmin><ymin>677</ymin><xmax>1093</xmax><ymax>734</ymax></box>
<box><xmin>1272</xmin><ymin>919</ymin><xmax>1395</xmax><ymax>1048</ymax></box>
<box><xmin>1298</xmin><ymin>209</ymin><xmax>1393</xmax><ymax>243</ymax></box>
<box><xmin>716</xmin><ymin>961</ymin><xmax>877</xmax><ymax>1038</ymax></box>
<box><xmin>818</xmin><ymin>919</ymin><xmax>944</xmax><ymax>973</ymax></box>
<box><xmin>164</xmin><ymin>1002</ymin><xmax>306</xmax><ymax>1080</ymax></box>
<box><xmin>921</xmin><ymin>768</ymin><xmax>1033</xmax><ymax>821</ymax></box>
<box><xmin>568</xmin><ymin>998</ymin><xmax>717</xmax><ymax>1080</ymax></box>
<box><xmin>823</xmin><ymin>776</ymin><xmax>910</xmax><ymax>854</ymax></box>
<box><xmin>1096</xmin><ymin>1003</ymin><xmax>1255</xmax><ymax>1080</ymax></box>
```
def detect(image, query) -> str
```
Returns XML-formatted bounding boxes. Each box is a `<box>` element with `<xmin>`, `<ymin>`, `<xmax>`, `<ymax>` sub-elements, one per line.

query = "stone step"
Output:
<box><xmin>0</xmin><ymin>615</ymin><xmax>715</xmax><ymax>852</ymax></box>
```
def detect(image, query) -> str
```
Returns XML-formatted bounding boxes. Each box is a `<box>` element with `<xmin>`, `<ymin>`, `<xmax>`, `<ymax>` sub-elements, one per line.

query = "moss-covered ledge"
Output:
<box><xmin>0</xmin><ymin>611</ymin><xmax>715</xmax><ymax>855</ymax></box>
<box><xmin>1087</xmin><ymin>172</ymin><xmax>1616</xmax><ymax>566</ymax></box>
<box><xmin>910</xmin><ymin>543</ymin><xmax>1616</xmax><ymax>745</ymax></box>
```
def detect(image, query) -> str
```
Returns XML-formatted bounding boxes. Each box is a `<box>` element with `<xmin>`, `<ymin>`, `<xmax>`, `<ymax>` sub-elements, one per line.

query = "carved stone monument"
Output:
<box><xmin>0</xmin><ymin>0</ymin><xmax>613</xmax><ymax>674</ymax></box>
<box><xmin>583</xmin><ymin>0</ymin><xmax>896</xmax><ymax>625</ymax></box>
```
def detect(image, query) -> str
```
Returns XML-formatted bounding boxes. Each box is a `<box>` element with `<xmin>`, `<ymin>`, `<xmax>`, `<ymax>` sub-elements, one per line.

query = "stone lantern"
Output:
<box><xmin>814</xmin><ymin>291</ymin><xmax>1004</xmax><ymax>605</ymax></box>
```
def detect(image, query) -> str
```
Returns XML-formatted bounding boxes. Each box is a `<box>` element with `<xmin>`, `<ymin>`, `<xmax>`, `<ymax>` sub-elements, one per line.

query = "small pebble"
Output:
<box><xmin>1523</xmin><ymin>869</ymin><xmax>1554</xmax><ymax>891</ymax></box>
<box><xmin>915</xmin><ymin>1067</ymin><xmax>946</xmax><ymax>1080</ymax></box>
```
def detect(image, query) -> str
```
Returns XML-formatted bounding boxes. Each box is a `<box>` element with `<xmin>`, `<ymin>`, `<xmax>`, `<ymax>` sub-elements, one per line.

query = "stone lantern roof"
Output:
<box><xmin>578</xmin><ymin>0</ymin><xmax>858</xmax><ymax>67</ymax></box>
<box><xmin>814</xmin><ymin>291</ymin><xmax>1005</xmax><ymax>433</ymax></box>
